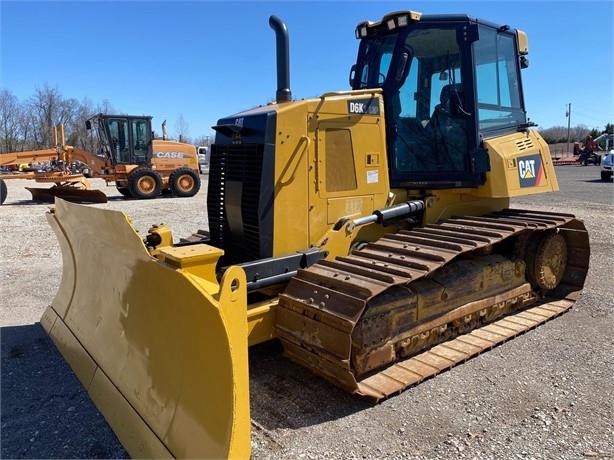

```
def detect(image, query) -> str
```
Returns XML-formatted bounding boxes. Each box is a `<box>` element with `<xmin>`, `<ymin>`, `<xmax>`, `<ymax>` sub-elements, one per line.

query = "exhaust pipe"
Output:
<box><xmin>269</xmin><ymin>15</ymin><xmax>292</xmax><ymax>103</ymax></box>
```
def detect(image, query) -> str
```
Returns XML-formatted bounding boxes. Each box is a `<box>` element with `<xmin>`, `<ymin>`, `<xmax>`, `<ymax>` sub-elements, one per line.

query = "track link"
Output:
<box><xmin>276</xmin><ymin>209</ymin><xmax>590</xmax><ymax>401</ymax></box>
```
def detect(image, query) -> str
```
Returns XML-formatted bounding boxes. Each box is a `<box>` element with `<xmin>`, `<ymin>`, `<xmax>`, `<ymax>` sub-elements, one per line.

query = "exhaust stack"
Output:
<box><xmin>269</xmin><ymin>15</ymin><xmax>292</xmax><ymax>103</ymax></box>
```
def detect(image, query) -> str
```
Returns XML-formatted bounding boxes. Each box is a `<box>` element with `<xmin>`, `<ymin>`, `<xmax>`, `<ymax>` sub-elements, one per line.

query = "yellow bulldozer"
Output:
<box><xmin>40</xmin><ymin>10</ymin><xmax>589</xmax><ymax>458</ymax></box>
<box><xmin>0</xmin><ymin>114</ymin><xmax>201</xmax><ymax>204</ymax></box>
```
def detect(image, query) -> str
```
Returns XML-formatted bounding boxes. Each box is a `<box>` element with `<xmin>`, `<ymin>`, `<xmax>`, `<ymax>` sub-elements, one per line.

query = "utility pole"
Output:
<box><xmin>566</xmin><ymin>103</ymin><xmax>572</xmax><ymax>154</ymax></box>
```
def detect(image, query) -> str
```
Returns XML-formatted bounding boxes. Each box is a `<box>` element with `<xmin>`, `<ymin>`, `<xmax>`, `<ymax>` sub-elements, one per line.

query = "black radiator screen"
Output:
<box><xmin>207</xmin><ymin>143</ymin><xmax>270</xmax><ymax>265</ymax></box>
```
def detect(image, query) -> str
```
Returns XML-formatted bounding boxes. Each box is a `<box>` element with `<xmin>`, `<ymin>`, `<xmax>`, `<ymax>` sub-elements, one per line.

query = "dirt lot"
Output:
<box><xmin>1</xmin><ymin>165</ymin><xmax>613</xmax><ymax>459</ymax></box>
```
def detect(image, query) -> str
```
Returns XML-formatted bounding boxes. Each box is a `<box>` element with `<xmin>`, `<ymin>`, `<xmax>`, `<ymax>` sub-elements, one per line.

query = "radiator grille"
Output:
<box><xmin>207</xmin><ymin>143</ymin><xmax>265</xmax><ymax>264</ymax></box>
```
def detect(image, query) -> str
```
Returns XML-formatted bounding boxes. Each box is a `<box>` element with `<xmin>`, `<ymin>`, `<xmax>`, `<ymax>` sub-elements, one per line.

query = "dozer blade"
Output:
<box><xmin>26</xmin><ymin>186</ymin><xmax>108</xmax><ymax>203</ymax></box>
<box><xmin>41</xmin><ymin>199</ymin><xmax>251</xmax><ymax>459</ymax></box>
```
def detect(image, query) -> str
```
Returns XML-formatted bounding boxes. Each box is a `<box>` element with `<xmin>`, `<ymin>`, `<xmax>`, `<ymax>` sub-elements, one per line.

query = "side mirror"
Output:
<box><xmin>349</xmin><ymin>64</ymin><xmax>356</xmax><ymax>87</ymax></box>
<box><xmin>396</xmin><ymin>53</ymin><xmax>408</xmax><ymax>81</ymax></box>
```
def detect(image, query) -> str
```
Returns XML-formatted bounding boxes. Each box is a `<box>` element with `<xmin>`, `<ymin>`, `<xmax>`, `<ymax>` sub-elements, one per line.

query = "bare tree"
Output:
<box><xmin>0</xmin><ymin>89</ymin><xmax>22</xmax><ymax>153</ymax></box>
<box><xmin>65</xmin><ymin>96</ymin><xmax>97</xmax><ymax>149</ymax></box>
<box><xmin>193</xmin><ymin>134</ymin><xmax>212</xmax><ymax>148</ymax></box>
<box><xmin>2</xmin><ymin>86</ymin><xmax>264</xmax><ymax>157</ymax></box>
<box><xmin>74</xmin><ymin>99</ymin><xmax>119</xmax><ymax>154</ymax></box>
<box><xmin>26</xmin><ymin>83</ymin><xmax>67</xmax><ymax>148</ymax></box>
<box><xmin>174</xmin><ymin>114</ymin><xmax>191</xmax><ymax>143</ymax></box>
<box><xmin>0</xmin><ymin>86</ymin><xmax>125</xmax><ymax>154</ymax></box>
<box><xmin>97</xmin><ymin>99</ymin><xmax>116</xmax><ymax>115</ymax></box>
<box><xmin>58</xmin><ymin>97</ymin><xmax>80</xmax><ymax>145</ymax></box>
<box><xmin>539</xmin><ymin>124</ymin><xmax>591</xmax><ymax>144</ymax></box>
<box><xmin>17</xmin><ymin>110</ymin><xmax>38</xmax><ymax>151</ymax></box>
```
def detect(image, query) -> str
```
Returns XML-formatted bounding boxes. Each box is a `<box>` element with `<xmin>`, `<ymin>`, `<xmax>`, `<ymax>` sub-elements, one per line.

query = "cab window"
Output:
<box><xmin>474</xmin><ymin>26</ymin><xmax>525</xmax><ymax>131</ymax></box>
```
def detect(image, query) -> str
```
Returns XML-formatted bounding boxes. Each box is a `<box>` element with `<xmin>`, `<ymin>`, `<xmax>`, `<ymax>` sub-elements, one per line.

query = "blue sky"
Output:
<box><xmin>1</xmin><ymin>1</ymin><xmax>613</xmax><ymax>140</ymax></box>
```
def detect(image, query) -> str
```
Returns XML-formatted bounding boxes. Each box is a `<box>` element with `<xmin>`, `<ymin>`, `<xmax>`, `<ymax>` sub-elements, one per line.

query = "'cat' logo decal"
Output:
<box><xmin>518</xmin><ymin>154</ymin><xmax>543</xmax><ymax>187</ymax></box>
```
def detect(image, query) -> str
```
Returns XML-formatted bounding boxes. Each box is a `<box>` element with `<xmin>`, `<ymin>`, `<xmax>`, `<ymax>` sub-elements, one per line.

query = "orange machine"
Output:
<box><xmin>0</xmin><ymin>114</ymin><xmax>201</xmax><ymax>204</ymax></box>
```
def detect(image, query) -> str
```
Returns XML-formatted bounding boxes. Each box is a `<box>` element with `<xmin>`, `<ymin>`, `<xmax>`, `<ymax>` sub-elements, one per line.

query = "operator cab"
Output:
<box><xmin>86</xmin><ymin>114</ymin><xmax>153</xmax><ymax>165</ymax></box>
<box><xmin>351</xmin><ymin>11</ymin><xmax>529</xmax><ymax>188</ymax></box>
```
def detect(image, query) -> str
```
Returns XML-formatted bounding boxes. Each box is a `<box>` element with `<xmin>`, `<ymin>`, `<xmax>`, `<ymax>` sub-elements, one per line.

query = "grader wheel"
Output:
<box><xmin>0</xmin><ymin>178</ymin><xmax>7</xmax><ymax>204</ymax></box>
<box><xmin>169</xmin><ymin>167</ymin><xmax>201</xmax><ymax>197</ymax></box>
<box><xmin>116</xmin><ymin>186</ymin><xmax>133</xmax><ymax>198</ymax></box>
<box><xmin>128</xmin><ymin>168</ymin><xmax>162</xmax><ymax>199</ymax></box>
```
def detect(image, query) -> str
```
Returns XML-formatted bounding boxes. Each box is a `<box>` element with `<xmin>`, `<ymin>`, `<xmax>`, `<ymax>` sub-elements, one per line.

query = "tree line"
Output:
<box><xmin>0</xmin><ymin>84</ymin><xmax>211</xmax><ymax>155</ymax></box>
<box><xmin>539</xmin><ymin>123</ymin><xmax>614</xmax><ymax>147</ymax></box>
<box><xmin>1</xmin><ymin>84</ymin><xmax>612</xmax><ymax>155</ymax></box>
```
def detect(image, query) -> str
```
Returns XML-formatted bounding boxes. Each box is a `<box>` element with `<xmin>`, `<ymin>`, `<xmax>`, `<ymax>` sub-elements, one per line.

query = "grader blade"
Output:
<box><xmin>41</xmin><ymin>199</ymin><xmax>251</xmax><ymax>459</ymax></box>
<box><xmin>27</xmin><ymin>186</ymin><xmax>108</xmax><ymax>203</ymax></box>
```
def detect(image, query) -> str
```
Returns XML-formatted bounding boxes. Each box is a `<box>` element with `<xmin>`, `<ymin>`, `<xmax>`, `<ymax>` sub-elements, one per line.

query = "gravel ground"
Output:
<box><xmin>1</xmin><ymin>165</ymin><xmax>613</xmax><ymax>459</ymax></box>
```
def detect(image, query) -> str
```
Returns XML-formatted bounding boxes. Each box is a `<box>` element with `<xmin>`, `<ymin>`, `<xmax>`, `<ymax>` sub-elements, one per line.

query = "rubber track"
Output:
<box><xmin>276</xmin><ymin>209</ymin><xmax>590</xmax><ymax>401</ymax></box>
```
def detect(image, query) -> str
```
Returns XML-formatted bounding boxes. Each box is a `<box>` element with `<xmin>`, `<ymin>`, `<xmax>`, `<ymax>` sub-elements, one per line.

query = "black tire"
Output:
<box><xmin>0</xmin><ymin>178</ymin><xmax>7</xmax><ymax>205</ymax></box>
<box><xmin>128</xmin><ymin>168</ymin><xmax>162</xmax><ymax>199</ymax></box>
<box><xmin>116</xmin><ymin>186</ymin><xmax>133</xmax><ymax>198</ymax></box>
<box><xmin>169</xmin><ymin>167</ymin><xmax>201</xmax><ymax>197</ymax></box>
<box><xmin>601</xmin><ymin>171</ymin><xmax>613</xmax><ymax>182</ymax></box>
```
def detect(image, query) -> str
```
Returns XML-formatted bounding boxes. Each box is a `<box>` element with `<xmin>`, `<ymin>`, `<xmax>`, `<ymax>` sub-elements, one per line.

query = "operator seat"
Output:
<box><xmin>390</xmin><ymin>92</ymin><xmax>433</xmax><ymax>172</ymax></box>
<box><xmin>428</xmin><ymin>83</ymin><xmax>467</xmax><ymax>171</ymax></box>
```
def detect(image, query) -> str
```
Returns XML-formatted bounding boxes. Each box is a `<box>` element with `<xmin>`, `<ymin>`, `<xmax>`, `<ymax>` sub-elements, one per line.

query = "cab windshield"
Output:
<box><xmin>351</xmin><ymin>19</ymin><xmax>525</xmax><ymax>186</ymax></box>
<box><xmin>93</xmin><ymin>117</ymin><xmax>152</xmax><ymax>165</ymax></box>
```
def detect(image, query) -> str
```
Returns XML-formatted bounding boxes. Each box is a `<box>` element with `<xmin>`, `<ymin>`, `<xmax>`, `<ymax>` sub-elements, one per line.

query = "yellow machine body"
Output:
<box><xmin>40</xmin><ymin>10</ymin><xmax>589</xmax><ymax>459</ymax></box>
<box><xmin>253</xmin><ymin>91</ymin><xmax>559</xmax><ymax>259</ymax></box>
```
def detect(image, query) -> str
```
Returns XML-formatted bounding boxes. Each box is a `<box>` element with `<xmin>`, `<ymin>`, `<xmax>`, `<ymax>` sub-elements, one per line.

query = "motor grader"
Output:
<box><xmin>0</xmin><ymin>114</ymin><xmax>201</xmax><ymax>204</ymax></box>
<box><xmin>41</xmin><ymin>10</ymin><xmax>589</xmax><ymax>459</ymax></box>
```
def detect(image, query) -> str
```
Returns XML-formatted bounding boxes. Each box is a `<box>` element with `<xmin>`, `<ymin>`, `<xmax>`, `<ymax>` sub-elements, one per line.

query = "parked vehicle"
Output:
<box><xmin>578</xmin><ymin>150</ymin><xmax>601</xmax><ymax>166</ymax></box>
<box><xmin>600</xmin><ymin>150</ymin><xmax>614</xmax><ymax>181</ymax></box>
<box><xmin>197</xmin><ymin>146</ymin><xmax>209</xmax><ymax>173</ymax></box>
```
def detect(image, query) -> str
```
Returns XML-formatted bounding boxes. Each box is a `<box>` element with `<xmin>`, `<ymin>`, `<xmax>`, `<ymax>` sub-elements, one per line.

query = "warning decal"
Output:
<box><xmin>517</xmin><ymin>154</ymin><xmax>543</xmax><ymax>188</ymax></box>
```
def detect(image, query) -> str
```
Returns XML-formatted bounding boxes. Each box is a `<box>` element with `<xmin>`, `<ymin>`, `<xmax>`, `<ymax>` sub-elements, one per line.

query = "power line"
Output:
<box><xmin>573</xmin><ymin>110</ymin><xmax>608</xmax><ymax>126</ymax></box>
<box><xmin>572</xmin><ymin>103</ymin><xmax>613</xmax><ymax>121</ymax></box>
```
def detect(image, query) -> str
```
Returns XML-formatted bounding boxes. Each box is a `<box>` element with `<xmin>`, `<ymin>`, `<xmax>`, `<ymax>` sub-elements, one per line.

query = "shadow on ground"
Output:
<box><xmin>1</xmin><ymin>324</ymin><xmax>372</xmax><ymax>458</ymax></box>
<box><xmin>1</xmin><ymin>324</ymin><xmax>128</xmax><ymax>459</ymax></box>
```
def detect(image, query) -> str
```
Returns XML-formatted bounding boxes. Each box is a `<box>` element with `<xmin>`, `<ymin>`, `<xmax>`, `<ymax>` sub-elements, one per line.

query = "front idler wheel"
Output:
<box><xmin>525</xmin><ymin>231</ymin><xmax>568</xmax><ymax>291</ymax></box>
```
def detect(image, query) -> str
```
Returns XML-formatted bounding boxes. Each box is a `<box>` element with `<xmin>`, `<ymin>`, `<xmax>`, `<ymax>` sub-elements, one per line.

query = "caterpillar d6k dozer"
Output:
<box><xmin>41</xmin><ymin>10</ymin><xmax>590</xmax><ymax>459</ymax></box>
